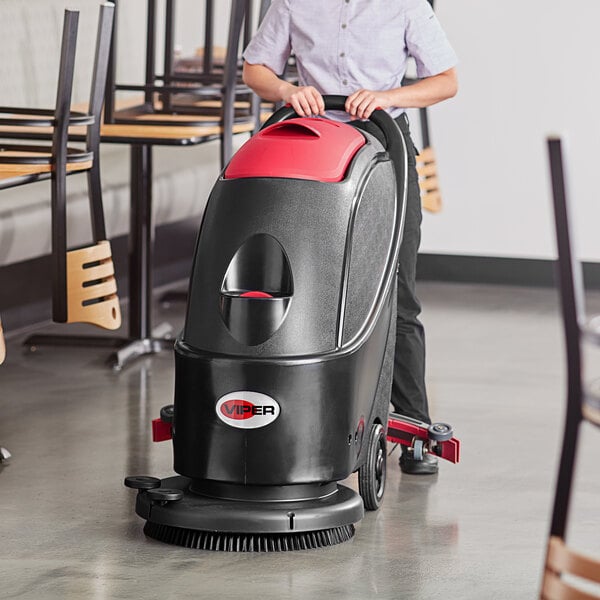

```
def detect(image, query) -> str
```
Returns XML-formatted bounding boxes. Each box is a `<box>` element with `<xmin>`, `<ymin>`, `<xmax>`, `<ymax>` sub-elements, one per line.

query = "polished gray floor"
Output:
<box><xmin>1</xmin><ymin>281</ymin><xmax>600</xmax><ymax>600</ymax></box>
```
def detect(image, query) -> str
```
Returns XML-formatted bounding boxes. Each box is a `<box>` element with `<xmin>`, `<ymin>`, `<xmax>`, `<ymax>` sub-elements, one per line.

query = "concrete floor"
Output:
<box><xmin>1</xmin><ymin>281</ymin><xmax>600</xmax><ymax>599</ymax></box>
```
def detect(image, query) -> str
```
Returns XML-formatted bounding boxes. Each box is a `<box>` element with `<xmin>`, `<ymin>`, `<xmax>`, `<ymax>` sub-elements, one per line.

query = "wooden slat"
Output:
<box><xmin>420</xmin><ymin>176</ymin><xmax>439</xmax><ymax>193</ymax></box>
<box><xmin>416</xmin><ymin>145</ymin><xmax>443</xmax><ymax>213</ymax></box>
<box><xmin>70</xmin><ymin>278</ymin><xmax>117</xmax><ymax>303</ymax></box>
<box><xmin>0</xmin><ymin>316</ymin><xmax>5</xmax><ymax>365</ymax></box>
<box><xmin>67</xmin><ymin>239</ymin><xmax>113</xmax><ymax>263</ymax></box>
<box><xmin>66</xmin><ymin>241</ymin><xmax>122</xmax><ymax>330</ymax></box>
<box><xmin>421</xmin><ymin>190</ymin><xmax>442</xmax><ymax>213</ymax></box>
<box><xmin>67</xmin><ymin>294</ymin><xmax>121</xmax><ymax>330</ymax></box>
<box><xmin>542</xmin><ymin>570</ymin><xmax>600</xmax><ymax>600</ymax></box>
<box><xmin>0</xmin><ymin>158</ymin><xmax>91</xmax><ymax>175</ymax></box>
<box><xmin>68</xmin><ymin>259</ymin><xmax>115</xmax><ymax>286</ymax></box>
<box><xmin>419</xmin><ymin>146</ymin><xmax>436</xmax><ymax>163</ymax></box>
<box><xmin>416</xmin><ymin>162</ymin><xmax>437</xmax><ymax>177</ymax></box>
<box><xmin>0</xmin><ymin>169</ymin><xmax>47</xmax><ymax>182</ymax></box>
<box><xmin>547</xmin><ymin>537</ymin><xmax>600</xmax><ymax>585</ymax></box>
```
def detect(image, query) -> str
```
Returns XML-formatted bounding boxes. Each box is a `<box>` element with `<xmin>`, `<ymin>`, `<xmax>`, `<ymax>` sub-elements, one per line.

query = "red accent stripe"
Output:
<box><xmin>240</xmin><ymin>291</ymin><xmax>274</xmax><ymax>298</ymax></box>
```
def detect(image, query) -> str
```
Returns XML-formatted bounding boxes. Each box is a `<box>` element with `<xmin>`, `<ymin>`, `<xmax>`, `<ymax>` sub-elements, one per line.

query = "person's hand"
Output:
<box><xmin>281</xmin><ymin>85</ymin><xmax>325</xmax><ymax>117</ymax></box>
<box><xmin>345</xmin><ymin>89</ymin><xmax>394</xmax><ymax>120</ymax></box>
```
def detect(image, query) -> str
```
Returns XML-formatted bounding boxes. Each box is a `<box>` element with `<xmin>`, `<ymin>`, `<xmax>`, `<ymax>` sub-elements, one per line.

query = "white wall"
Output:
<box><xmin>425</xmin><ymin>0</ymin><xmax>600</xmax><ymax>261</ymax></box>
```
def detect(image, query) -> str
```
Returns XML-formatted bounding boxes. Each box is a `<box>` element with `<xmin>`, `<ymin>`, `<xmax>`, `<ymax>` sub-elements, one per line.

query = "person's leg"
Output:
<box><xmin>393</xmin><ymin>115</ymin><xmax>437</xmax><ymax>474</ymax></box>
<box><xmin>392</xmin><ymin>114</ymin><xmax>430</xmax><ymax>424</ymax></box>
<box><xmin>351</xmin><ymin>115</ymin><xmax>436</xmax><ymax>474</ymax></box>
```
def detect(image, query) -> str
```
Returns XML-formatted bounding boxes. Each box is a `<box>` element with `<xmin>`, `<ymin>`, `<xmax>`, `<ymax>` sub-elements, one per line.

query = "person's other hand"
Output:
<box><xmin>282</xmin><ymin>85</ymin><xmax>325</xmax><ymax>117</ymax></box>
<box><xmin>346</xmin><ymin>89</ymin><xmax>394</xmax><ymax>120</ymax></box>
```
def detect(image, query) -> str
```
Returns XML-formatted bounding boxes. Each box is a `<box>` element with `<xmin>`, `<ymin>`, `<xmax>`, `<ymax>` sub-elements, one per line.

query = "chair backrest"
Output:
<box><xmin>51</xmin><ymin>3</ymin><xmax>119</xmax><ymax>327</ymax></box>
<box><xmin>540</xmin><ymin>137</ymin><xmax>600</xmax><ymax>600</ymax></box>
<box><xmin>86</xmin><ymin>2</ymin><xmax>116</xmax><ymax>242</ymax></box>
<box><xmin>105</xmin><ymin>0</ymin><xmax>255</xmax><ymax>118</ymax></box>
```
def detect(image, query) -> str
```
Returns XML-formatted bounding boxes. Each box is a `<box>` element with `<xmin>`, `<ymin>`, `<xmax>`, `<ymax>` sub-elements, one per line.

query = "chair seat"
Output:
<box><xmin>0</xmin><ymin>149</ymin><xmax>92</xmax><ymax>175</ymax></box>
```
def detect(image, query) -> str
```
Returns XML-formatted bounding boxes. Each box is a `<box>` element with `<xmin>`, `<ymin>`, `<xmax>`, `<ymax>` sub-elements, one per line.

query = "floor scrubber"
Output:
<box><xmin>125</xmin><ymin>96</ymin><xmax>459</xmax><ymax>551</ymax></box>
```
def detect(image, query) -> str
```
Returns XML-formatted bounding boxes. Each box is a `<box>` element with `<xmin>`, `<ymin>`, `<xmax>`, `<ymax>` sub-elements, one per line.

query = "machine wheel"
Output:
<box><xmin>358</xmin><ymin>423</ymin><xmax>387</xmax><ymax>511</ymax></box>
<box><xmin>412</xmin><ymin>438</ymin><xmax>424</xmax><ymax>461</ymax></box>
<box><xmin>428</xmin><ymin>422</ymin><xmax>453</xmax><ymax>442</ymax></box>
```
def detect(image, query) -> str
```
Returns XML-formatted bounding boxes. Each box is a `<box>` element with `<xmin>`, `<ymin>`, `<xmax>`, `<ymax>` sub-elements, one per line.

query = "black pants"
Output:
<box><xmin>351</xmin><ymin>114</ymin><xmax>431</xmax><ymax>424</ymax></box>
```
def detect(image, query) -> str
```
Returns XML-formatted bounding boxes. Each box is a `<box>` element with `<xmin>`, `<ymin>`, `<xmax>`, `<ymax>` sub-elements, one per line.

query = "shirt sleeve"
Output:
<box><xmin>404</xmin><ymin>0</ymin><xmax>458</xmax><ymax>78</ymax></box>
<box><xmin>242</xmin><ymin>0</ymin><xmax>292</xmax><ymax>75</ymax></box>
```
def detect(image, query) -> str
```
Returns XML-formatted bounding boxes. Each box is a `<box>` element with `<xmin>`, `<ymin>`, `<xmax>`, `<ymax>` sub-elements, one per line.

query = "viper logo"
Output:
<box><xmin>216</xmin><ymin>391</ymin><xmax>280</xmax><ymax>429</ymax></box>
<box><xmin>220</xmin><ymin>399</ymin><xmax>276</xmax><ymax>420</ymax></box>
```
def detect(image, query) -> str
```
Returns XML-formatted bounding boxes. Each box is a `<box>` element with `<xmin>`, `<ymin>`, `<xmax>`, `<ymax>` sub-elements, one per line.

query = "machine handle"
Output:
<box><xmin>262</xmin><ymin>94</ymin><xmax>407</xmax><ymax>204</ymax></box>
<box><xmin>263</xmin><ymin>95</ymin><xmax>400</xmax><ymax>147</ymax></box>
<box><xmin>261</xmin><ymin>95</ymin><xmax>408</xmax><ymax>195</ymax></box>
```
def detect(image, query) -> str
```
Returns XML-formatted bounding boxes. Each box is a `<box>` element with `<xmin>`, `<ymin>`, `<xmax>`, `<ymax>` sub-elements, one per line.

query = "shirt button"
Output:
<box><xmin>340</xmin><ymin>52</ymin><xmax>345</xmax><ymax>57</ymax></box>
<box><xmin>342</xmin><ymin>79</ymin><xmax>348</xmax><ymax>85</ymax></box>
<box><xmin>341</xmin><ymin>23</ymin><xmax>347</xmax><ymax>29</ymax></box>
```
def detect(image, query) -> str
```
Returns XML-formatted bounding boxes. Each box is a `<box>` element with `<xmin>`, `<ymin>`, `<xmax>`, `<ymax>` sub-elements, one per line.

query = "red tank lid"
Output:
<box><xmin>224</xmin><ymin>117</ymin><xmax>366</xmax><ymax>183</ymax></box>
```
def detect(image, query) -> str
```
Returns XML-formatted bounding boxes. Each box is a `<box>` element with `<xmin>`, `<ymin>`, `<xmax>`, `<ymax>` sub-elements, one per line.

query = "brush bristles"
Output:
<box><xmin>144</xmin><ymin>521</ymin><xmax>355</xmax><ymax>552</ymax></box>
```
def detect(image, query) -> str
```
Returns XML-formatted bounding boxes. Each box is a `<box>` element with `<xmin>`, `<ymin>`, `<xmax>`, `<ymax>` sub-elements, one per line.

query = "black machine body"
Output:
<box><xmin>127</xmin><ymin>96</ymin><xmax>409</xmax><ymax>550</ymax></box>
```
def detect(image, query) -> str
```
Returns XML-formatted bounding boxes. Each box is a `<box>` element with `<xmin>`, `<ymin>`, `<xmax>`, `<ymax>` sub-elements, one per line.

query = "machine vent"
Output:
<box><xmin>220</xmin><ymin>234</ymin><xmax>293</xmax><ymax>346</ymax></box>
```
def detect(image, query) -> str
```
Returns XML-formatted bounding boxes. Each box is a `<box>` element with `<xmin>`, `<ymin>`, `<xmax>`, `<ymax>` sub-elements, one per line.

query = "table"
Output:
<box><xmin>99</xmin><ymin>119</ymin><xmax>256</xmax><ymax>369</ymax></box>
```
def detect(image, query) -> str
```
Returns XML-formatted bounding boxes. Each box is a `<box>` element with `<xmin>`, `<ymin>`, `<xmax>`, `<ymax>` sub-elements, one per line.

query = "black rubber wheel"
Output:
<box><xmin>124</xmin><ymin>476</ymin><xmax>161</xmax><ymax>490</ymax></box>
<box><xmin>358</xmin><ymin>423</ymin><xmax>387</xmax><ymax>511</ymax></box>
<box><xmin>412</xmin><ymin>438</ymin><xmax>424</xmax><ymax>461</ymax></box>
<box><xmin>428</xmin><ymin>422</ymin><xmax>453</xmax><ymax>442</ymax></box>
<box><xmin>160</xmin><ymin>404</ymin><xmax>175</xmax><ymax>423</ymax></box>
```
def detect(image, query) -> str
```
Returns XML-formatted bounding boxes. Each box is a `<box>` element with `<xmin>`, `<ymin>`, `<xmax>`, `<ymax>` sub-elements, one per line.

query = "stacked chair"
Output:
<box><xmin>104</xmin><ymin>0</ymin><xmax>264</xmax><ymax>167</ymax></box>
<box><xmin>0</xmin><ymin>3</ymin><xmax>120</xmax><ymax>337</ymax></box>
<box><xmin>540</xmin><ymin>138</ymin><xmax>600</xmax><ymax>599</ymax></box>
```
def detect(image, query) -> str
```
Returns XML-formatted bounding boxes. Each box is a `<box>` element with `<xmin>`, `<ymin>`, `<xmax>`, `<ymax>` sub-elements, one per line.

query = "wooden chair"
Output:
<box><xmin>104</xmin><ymin>0</ymin><xmax>261</xmax><ymax>166</ymax></box>
<box><xmin>0</xmin><ymin>4</ymin><xmax>120</xmax><ymax>332</ymax></box>
<box><xmin>540</xmin><ymin>138</ymin><xmax>600</xmax><ymax>600</ymax></box>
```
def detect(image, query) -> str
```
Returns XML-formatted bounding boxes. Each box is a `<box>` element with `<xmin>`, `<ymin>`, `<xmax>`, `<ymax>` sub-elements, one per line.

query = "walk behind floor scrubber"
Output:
<box><xmin>125</xmin><ymin>96</ymin><xmax>460</xmax><ymax>552</ymax></box>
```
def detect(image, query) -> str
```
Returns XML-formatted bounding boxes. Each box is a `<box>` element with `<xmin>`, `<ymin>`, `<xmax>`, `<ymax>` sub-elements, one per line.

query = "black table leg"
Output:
<box><xmin>111</xmin><ymin>144</ymin><xmax>173</xmax><ymax>370</ymax></box>
<box><xmin>130</xmin><ymin>143</ymin><xmax>152</xmax><ymax>340</ymax></box>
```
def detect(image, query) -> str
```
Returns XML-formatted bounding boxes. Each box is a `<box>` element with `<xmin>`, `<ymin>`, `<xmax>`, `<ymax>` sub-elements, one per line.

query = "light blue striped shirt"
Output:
<box><xmin>243</xmin><ymin>0</ymin><xmax>458</xmax><ymax>119</ymax></box>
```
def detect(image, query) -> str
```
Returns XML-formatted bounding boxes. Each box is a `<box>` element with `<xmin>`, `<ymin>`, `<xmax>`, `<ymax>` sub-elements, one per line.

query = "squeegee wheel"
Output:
<box><xmin>428</xmin><ymin>422</ymin><xmax>453</xmax><ymax>442</ymax></box>
<box><xmin>412</xmin><ymin>438</ymin><xmax>424</xmax><ymax>461</ymax></box>
<box><xmin>358</xmin><ymin>423</ymin><xmax>387</xmax><ymax>511</ymax></box>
